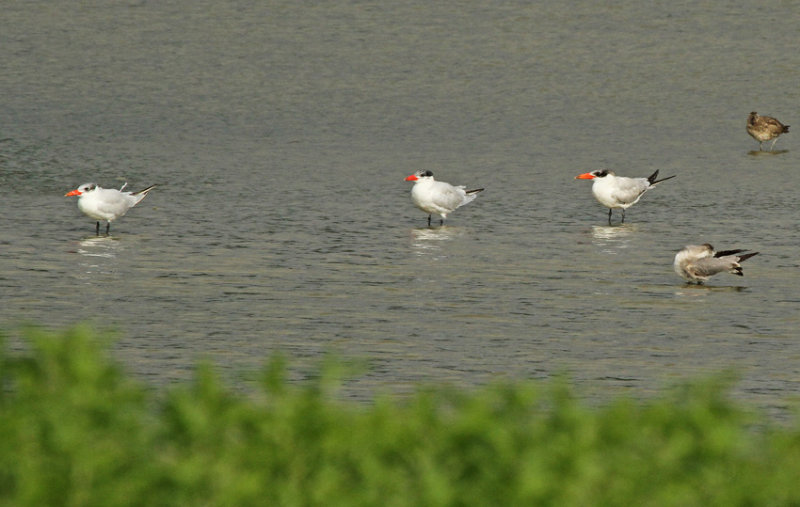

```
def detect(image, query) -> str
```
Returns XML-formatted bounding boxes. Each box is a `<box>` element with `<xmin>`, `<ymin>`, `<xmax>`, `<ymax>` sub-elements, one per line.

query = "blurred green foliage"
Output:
<box><xmin>0</xmin><ymin>325</ymin><xmax>799</xmax><ymax>506</ymax></box>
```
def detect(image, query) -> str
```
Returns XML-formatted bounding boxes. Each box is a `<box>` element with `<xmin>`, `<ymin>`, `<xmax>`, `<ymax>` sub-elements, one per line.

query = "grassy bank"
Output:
<box><xmin>1</xmin><ymin>326</ymin><xmax>799</xmax><ymax>506</ymax></box>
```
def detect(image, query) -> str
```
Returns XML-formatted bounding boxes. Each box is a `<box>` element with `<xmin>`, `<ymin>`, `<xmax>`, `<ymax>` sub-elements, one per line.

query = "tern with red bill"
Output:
<box><xmin>65</xmin><ymin>182</ymin><xmax>156</xmax><ymax>235</ymax></box>
<box><xmin>674</xmin><ymin>244</ymin><xmax>759</xmax><ymax>284</ymax></box>
<box><xmin>575</xmin><ymin>169</ymin><xmax>675</xmax><ymax>224</ymax></box>
<box><xmin>404</xmin><ymin>170</ymin><xmax>484</xmax><ymax>226</ymax></box>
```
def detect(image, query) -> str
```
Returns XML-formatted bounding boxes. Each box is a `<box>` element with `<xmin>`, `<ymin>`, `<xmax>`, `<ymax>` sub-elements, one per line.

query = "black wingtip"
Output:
<box><xmin>714</xmin><ymin>249</ymin><xmax>746</xmax><ymax>258</ymax></box>
<box><xmin>650</xmin><ymin>174</ymin><xmax>677</xmax><ymax>185</ymax></box>
<box><xmin>466</xmin><ymin>188</ymin><xmax>485</xmax><ymax>195</ymax></box>
<box><xmin>134</xmin><ymin>184</ymin><xmax>157</xmax><ymax>195</ymax></box>
<box><xmin>738</xmin><ymin>252</ymin><xmax>759</xmax><ymax>263</ymax></box>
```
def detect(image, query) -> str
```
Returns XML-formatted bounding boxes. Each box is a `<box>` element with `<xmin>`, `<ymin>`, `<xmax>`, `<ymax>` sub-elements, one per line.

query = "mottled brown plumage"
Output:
<box><xmin>747</xmin><ymin>111</ymin><xmax>789</xmax><ymax>151</ymax></box>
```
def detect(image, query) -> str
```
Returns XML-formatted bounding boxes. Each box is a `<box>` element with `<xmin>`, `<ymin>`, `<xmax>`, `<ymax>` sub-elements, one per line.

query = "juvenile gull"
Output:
<box><xmin>674</xmin><ymin>243</ymin><xmax>759</xmax><ymax>284</ymax></box>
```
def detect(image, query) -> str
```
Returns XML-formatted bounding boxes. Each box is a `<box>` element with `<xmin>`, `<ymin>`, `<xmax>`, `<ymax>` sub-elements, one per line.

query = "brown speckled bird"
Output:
<box><xmin>747</xmin><ymin>111</ymin><xmax>789</xmax><ymax>151</ymax></box>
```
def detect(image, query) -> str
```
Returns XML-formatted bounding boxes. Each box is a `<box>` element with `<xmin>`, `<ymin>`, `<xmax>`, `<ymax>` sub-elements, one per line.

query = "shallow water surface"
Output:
<box><xmin>2</xmin><ymin>1</ymin><xmax>800</xmax><ymax>414</ymax></box>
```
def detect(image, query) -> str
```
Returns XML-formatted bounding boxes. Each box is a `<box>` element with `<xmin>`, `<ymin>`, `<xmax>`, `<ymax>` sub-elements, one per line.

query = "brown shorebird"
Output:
<box><xmin>747</xmin><ymin>111</ymin><xmax>790</xmax><ymax>151</ymax></box>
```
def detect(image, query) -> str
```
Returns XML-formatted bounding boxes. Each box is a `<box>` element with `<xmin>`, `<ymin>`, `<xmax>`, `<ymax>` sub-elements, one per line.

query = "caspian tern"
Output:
<box><xmin>575</xmin><ymin>169</ymin><xmax>676</xmax><ymax>224</ymax></box>
<box><xmin>65</xmin><ymin>182</ymin><xmax>156</xmax><ymax>235</ymax></box>
<box><xmin>674</xmin><ymin>244</ymin><xmax>759</xmax><ymax>284</ymax></box>
<box><xmin>747</xmin><ymin>111</ymin><xmax>789</xmax><ymax>151</ymax></box>
<box><xmin>404</xmin><ymin>170</ymin><xmax>484</xmax><ymax>226</ymax></box>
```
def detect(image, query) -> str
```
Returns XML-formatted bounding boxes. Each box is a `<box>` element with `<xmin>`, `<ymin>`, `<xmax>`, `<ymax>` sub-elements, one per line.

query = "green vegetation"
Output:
<box><xmin>1</xmin><ymin>325</ymin><xmax>800</xmax><ymax>506</ymax></box>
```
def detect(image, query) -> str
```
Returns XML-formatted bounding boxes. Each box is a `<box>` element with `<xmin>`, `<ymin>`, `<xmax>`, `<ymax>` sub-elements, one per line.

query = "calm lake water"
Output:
<box><xmin>2</xmin><ymin>1</ymin><xmax>799</xmax><ymax>414</ymax></box>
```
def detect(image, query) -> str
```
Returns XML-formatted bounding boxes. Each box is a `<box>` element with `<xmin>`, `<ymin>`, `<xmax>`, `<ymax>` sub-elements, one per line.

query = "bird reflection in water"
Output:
<box><xmin>78</xmin><ymin>236</ymin><xmax>122</xmax><ymax>258</ymax></box>
<box><xmin>75</xmin><ymin>236</ymin><xmax>124</xmax><ymax>279</ymax></box>
<box><xmin>591</xmin><ymin>224</ymin><xmax>637</xmax><ymax>254</ymax></box>
<box><xmin>410</xmin><ymin>226</ymin><xmax>463</xmax><ymax>258</ymax></box>
<box><xmin>674</xmin><ymin>284</ymin><xmax>746</xmax><ymax>296</ymax></box>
